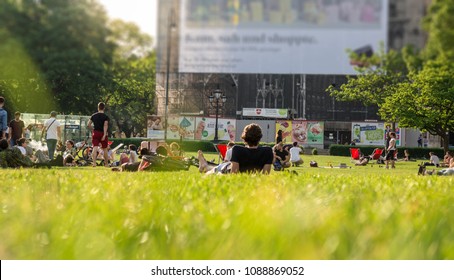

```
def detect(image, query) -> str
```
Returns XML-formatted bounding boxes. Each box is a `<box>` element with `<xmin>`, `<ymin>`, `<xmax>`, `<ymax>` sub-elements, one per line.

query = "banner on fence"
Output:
<box><xmin>242</xmin><ymin>108</ymin><xmax>288</xmax><ymax>119</ymax></box>
<box><xmin>194</xmin><ymin>117</ymin><xmax>236</xmax><ymax>141</ymax></box>
<box><xmin>166</xmin><ymin>116</ymin><xmax>196</xmax><ymax>140</ymax></box>
<box><xmin>276</xmin><ymin>120</ymin><xmax>293</xmax><ymax>144</ymax></box>
<box><xmin>288</xmin><ymin>120</ymin><xmax>324</xmax><ymax>145</ymax></box>
<box><xmin>147</xmin><ymin>115</ymin><xmax>165</xmax><ymax>139</ymax></box>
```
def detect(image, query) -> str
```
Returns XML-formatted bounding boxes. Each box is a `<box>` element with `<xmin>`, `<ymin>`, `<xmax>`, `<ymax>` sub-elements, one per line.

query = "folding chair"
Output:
<box><xmin>214</xmin><ymin>143</ymin><xmax>228</xmax><ymax>163</ymax></box>
<box><xmin>349</xmin><ymin>148</ymin><xmax>361</xmax><ymax>162</ymax></box>
<box><xmin>370</xmin><ymin>148</ymin><xmax>384</xmax><ymax>160</ymax></box>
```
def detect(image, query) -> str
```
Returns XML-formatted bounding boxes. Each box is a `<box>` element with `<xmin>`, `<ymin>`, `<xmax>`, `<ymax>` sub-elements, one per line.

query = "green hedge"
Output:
<box><xmin>329</xmin><ymin>144</ymin><xmax>453</xmax><ymax>160</ymax></box>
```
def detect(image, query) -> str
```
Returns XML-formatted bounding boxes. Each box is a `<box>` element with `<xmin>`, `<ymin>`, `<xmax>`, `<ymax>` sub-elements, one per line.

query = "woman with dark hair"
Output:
<box><xmin>0</xmin><ymin>138</ymin><xmax>33</xmax><ymax>168</ymax></box>
<box><xmin>385</xmin><ymin>132</ymin><xmax>397</xmax><ymax>169</ymax></box>
<box><xmin>198</xmin><ymin>123</ymin><xmax>274</xmax><ymax>174</ymax></box>
<box><xmin>276</xmin><ymin>129</ymin><xmax>283</xmax><ymax>144</ymax></box>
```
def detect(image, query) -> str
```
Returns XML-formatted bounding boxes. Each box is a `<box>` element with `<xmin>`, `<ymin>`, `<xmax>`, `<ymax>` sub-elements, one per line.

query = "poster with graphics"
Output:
<box><xmin>147</xmin><ymin>115</ymin><xmax>165</xmax><ymax>139</ymax></box>
<box><xmin>291</xmin><ymin>121</ymin><xmax>324</xmax><ymax>144</ymax></box>
<box><xmin>166</xmin><ymin>116</ymin><xmax>196</xmax><ymax>140</ymax></box>
<box><xmin>194</xmin><ymin>117</ymin><xmax>236</xmax><ymax>141</ymax></box>
<box><xmin>306</xmin><ymin>121</ymin><xmax>324</xmax><ymax>144</ymax></box>
<box><xmin>291</xmin><ymin>120</ymin><xmax>307</xmax><ymax>144</ymax></box>
<box><xmin>276</xmin><ymin>120</ymin><xmax>292</xmax><ymax>144</ymax></box>
<box><xmin>351</xmin><ymin>122</ymin><xmax>385</xmax><ymax>146</ymax></box>
<box><xmin>384</xmin><ymin>123</ymin><xmax>402</xmax><ymax>147</ymax></box>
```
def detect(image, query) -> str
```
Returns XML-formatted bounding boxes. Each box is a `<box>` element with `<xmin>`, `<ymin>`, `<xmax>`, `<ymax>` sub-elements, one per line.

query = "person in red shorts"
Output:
<box><xmin>87</xmin><ymin>102</ymin><xmax>110</xmax><ymax>167</ymax></box>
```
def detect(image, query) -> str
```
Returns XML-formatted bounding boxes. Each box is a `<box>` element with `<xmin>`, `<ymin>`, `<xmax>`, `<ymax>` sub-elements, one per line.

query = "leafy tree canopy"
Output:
<box><xmin>0</xmin><ymin>0</ymin><xmax>156</xmax><ymax>136</ymax></box>
<box><xmin>328</xmin><ymin>0</ymin><xmax>454</xmax><ymax>152</ymax></box>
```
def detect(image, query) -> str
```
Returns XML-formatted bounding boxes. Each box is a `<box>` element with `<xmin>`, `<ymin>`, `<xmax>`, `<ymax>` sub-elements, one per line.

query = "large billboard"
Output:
<box><xmin>351</xmin><ymin>122</ymin><xmax>385</xmax><ymax>146</ymax></box>
<box><xmin>179</xmin><ymin>0</ymin><xmax>388</xmax><ymax>74</ymax></box>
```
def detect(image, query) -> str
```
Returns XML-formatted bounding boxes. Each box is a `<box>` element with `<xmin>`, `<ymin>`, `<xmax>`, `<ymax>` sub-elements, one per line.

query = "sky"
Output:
<box><xmin>98</xmin><ymin>0</ymin><xmax>157</xmax><ymax>39</ymax></box>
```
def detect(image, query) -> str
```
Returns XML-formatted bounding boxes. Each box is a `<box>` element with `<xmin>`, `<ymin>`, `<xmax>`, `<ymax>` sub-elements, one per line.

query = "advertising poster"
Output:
<box><xmin>166</xmin><ymin>116</ymin><xmax>196</xmax><ymax>140</ymax></box>
<box><xmin>306</xmin><ymin>121</ymin><xmax>324</xmax><ymax>144</ymax></box>
<box><xmin>384</xmin><ymin>123</ymin><xmax>402</xmax><ymax>147</ymax></box>
<box><xmin>351</xmin><ymin>122</ymin><xmax>385</xmax><ymax>146</ymax></box>
<box><xmin>194</xmin><ymin>117</ymin><xmax>236</xmax><ymax>141</ymax></box>
<box><xmin>242</xmin><ymin>108</ymin><xmax>288</xmax><ymax>119</ymax></box>
<box><xmin>276</xmin><ymin>120</ymin><xmax>292</xmax><ymax>144</ymax></box>
<box><xmin>291</xmin><ymin>120</ymin><xmax>307</xmax><ymax>144</ymax></box>
<box><xmin>291</xmin><ymin>121</ymin><xmax>324</xmax><ymax>145</ymax></box>
<box><xmin>180</xmin><ymin>0</ymin><xmax>388</xmax><ymax>75</ymax></box>
<box><xmin>147</xmin><ymin>115</ymin><xmax>165</xmax><ymax>139</ymax></box>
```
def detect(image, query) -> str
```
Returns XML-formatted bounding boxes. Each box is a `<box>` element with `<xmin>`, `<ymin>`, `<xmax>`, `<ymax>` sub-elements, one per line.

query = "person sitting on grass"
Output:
<box><xmin>224</xmin><ymin>141</ymin><xmax>235</xmax><ymax>162</ymax></box>
<box><xmin>273</xmin><ymin>142</ymin><xmax>291</xmax><ymax>170</ymax></box>
<box><xmin>15</xmin><ymin>137</ymin><xmax>28</xmax><ymax>156</ymax></box>
<box><xmin>289</xmin><ymin>142</ymin><xmax>304</xmax><ymax>167</ymax></box>
<box><xmin>355</xmin><ymin>156</ymin><xmax>370</xmax><ymax>166</ymax></box>
<box><xmin>442</xmin><ymin>151</ymin><xmax>453</xmax><ymax>167</ymax></box>
<box><xmin>403</xmin><ymin>149</ymin><xmax>410</xmax><ymax>161</ymax></box>
<box><xmin>423</xmin><ymin>152</ymin><xmax>440</xmax><ymax>167</ymax></box>
<box><xmin>198</xmin><ymin>123</ymin><xmax>273</xmax><ymax>174</ymax></box>
<box><xmin>63</xmin><ymin>140</ymin><xmax>77</xmax><ymax>166</ymax></box>
<box><xmin>0</xmin><ymin>138</ymin><xmax>33</xmax><ymax>168</ymax></box>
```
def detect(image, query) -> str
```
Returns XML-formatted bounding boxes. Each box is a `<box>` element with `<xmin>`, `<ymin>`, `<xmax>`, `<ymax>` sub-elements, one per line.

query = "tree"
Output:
<box><xmin>385</xmin><ymin>59</ymin><xmax>454</xmax><ymax>152</ymax></box>
<box><xmin>105</xmin><ymin>20</ymin><xmax>156</xmax><ymax>137</ymax></box>
<box><xmin>423</xmin><ymin>0</ymin><xmax>454</xmax><ymax>60</ymax></box>
<box><xmin>0</xmin><ymin>0</ymin><xmax>115</xmax><ymax>114</ymax></box>
<box><xmin>327</xmin><ymin>45</ymin><xmax>418</xmax><ymax>123</ymax></box>
<box><xmin>328</xmin><ymin>0</ymin><xmax>454</xmax><ymax>152</ymax></box>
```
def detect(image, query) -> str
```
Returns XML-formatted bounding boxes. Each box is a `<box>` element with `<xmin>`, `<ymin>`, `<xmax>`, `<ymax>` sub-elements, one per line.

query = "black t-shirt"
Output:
<box><xmin>9</xmin><ymin>120</ymin><xmax>24</xmax><ymax>140</ymax></box>
<box><xmin>276</xmin><ymin>135</ymin><xmax>282</xmax><ymax>144</ymax></box>
<box><xmin>275</xmin><ymin>149</ymin><xmax>289</xmax><ymax>162</ymax></box>
<box><xmin>230</xmin><ymin>145</ymin><xmax>274</xmax><ymax>173</ymax></box>
<box><xmin>90</xmin><ymin>112</ymin><xmax>109</xmax><ymax>132</ymax></box>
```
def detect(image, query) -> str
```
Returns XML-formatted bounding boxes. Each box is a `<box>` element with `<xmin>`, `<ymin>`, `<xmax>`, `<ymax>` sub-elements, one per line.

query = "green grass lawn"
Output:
<box><xmin>1</xmin><ymin>154</ymin><xmax>453</xmax><ymax>260</ymax></box>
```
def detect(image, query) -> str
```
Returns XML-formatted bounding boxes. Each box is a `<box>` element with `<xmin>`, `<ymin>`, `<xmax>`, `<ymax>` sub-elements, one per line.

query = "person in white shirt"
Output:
<box><xmin>41</xmin><ymin>111</ymin><xmax>61</xmax><ymax>160</ymax></box>
<box><xmin>429</xmin><ymin>152</ymin><xmax>440</xmax><ymax>167</ymax></box>
<box><xmin>224</xmin><ymin>141</ymin><xmax>235</xmax><ymax>162</ymax></box>
<box><xmin>15</xmin><ymin>137</ymin><xmax>27</xmax><ymax>156</ymax></box>
<box><xmin>289</xmin><ymin>142</ymin><xmax>304</xmax><ymax>167</ymax></box>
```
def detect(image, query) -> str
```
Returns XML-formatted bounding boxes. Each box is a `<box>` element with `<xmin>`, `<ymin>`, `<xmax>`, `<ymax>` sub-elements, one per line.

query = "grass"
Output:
<box><xmin>1</xmin><ymin>154</ymin><xmax>453</xmax><ymax>260</ymax></box>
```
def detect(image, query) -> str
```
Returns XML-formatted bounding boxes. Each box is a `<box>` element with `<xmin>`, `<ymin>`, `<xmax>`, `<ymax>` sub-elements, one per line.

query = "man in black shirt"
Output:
<box><xmin>8</xmin><ymin>111</ymin><xmax>24</xmax><ymax>147</ymax></box>
<box><xmin>198</xmin><ymin>123</ymin><xmax>273</xmax><ymax>174</ymax></box>
<box><xmin>230</xmin><ymin>123</ymin><xmax>273</xmax><ymax>173</ymax></box>
<box><xmin>87</xmin><ymin>102</ymin><xmax>110</xmax><ymax>167</ymax></box>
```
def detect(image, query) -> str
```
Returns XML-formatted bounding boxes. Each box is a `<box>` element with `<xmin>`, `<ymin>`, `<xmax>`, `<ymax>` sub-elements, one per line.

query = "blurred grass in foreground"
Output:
<box><xmin>0</xmin><ymin>155</ymin><xmax>453</xmax><ymax>260</ymax></box>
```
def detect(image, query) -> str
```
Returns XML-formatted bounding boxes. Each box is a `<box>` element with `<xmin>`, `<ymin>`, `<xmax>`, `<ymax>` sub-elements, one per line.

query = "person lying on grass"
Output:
<box><xmin>355</xmin><ymin>156</ymin><xmax>370</xmax><ymax>166</ymax></box>
<box><xmin>0</xmin><ymin>138</ymin><xmax>36</xmax><ymax>168</ymax></box>
<box><xmin>198</xmin><ymin>123</ymin><xmax>274</xmax><ymax>174</ymax></box>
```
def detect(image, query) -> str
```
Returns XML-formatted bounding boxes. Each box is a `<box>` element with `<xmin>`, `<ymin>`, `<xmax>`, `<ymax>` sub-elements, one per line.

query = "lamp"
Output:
<box><xmin>164</xmin><ymin>7</ymin><xmax>176</xmax><ymax>141</ymax></box>
<box><xmin>209</xmin><ymin>89</ymin><xmax>227</xmax><ymax>142</ymax></box>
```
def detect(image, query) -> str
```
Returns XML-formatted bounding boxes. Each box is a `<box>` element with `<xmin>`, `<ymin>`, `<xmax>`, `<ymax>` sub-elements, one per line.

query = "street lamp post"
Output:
<box><xmin>209</xmin><ymin>89</ymin><xmax>227</xmax><ymax>142</ymax></box>
<box><xmin>164</xmin><ymin>7</ymin><xmax>176</xmax><ymax>141</ymax></box>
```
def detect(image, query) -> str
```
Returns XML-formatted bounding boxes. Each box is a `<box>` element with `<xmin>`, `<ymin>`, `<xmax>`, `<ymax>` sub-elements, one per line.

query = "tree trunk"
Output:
<box><xmin>442</xmin><ymin>133</ymin><xmax>450</xmax><ymax>154</ymax></box>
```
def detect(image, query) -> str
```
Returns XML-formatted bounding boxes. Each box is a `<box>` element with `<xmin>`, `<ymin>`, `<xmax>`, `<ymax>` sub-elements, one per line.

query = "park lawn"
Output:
<box><xmin>1</xmin><ymin>155</ymin><xmax>453</xmax><ymax>260</ymax></box>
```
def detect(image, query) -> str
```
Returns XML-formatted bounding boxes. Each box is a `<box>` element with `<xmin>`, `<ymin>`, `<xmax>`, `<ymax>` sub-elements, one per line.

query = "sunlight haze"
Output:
<box><xmin>98</xmin><ymin>0</ymin><xmax>157</xmax><ymax>39</ymax></box>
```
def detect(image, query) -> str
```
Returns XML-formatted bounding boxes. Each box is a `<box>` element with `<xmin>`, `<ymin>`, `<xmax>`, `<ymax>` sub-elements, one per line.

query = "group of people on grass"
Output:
<box><xmin>2</xmin><ymin>95</ymin><xmax>452</xmax><ymax>175</ymax></box>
